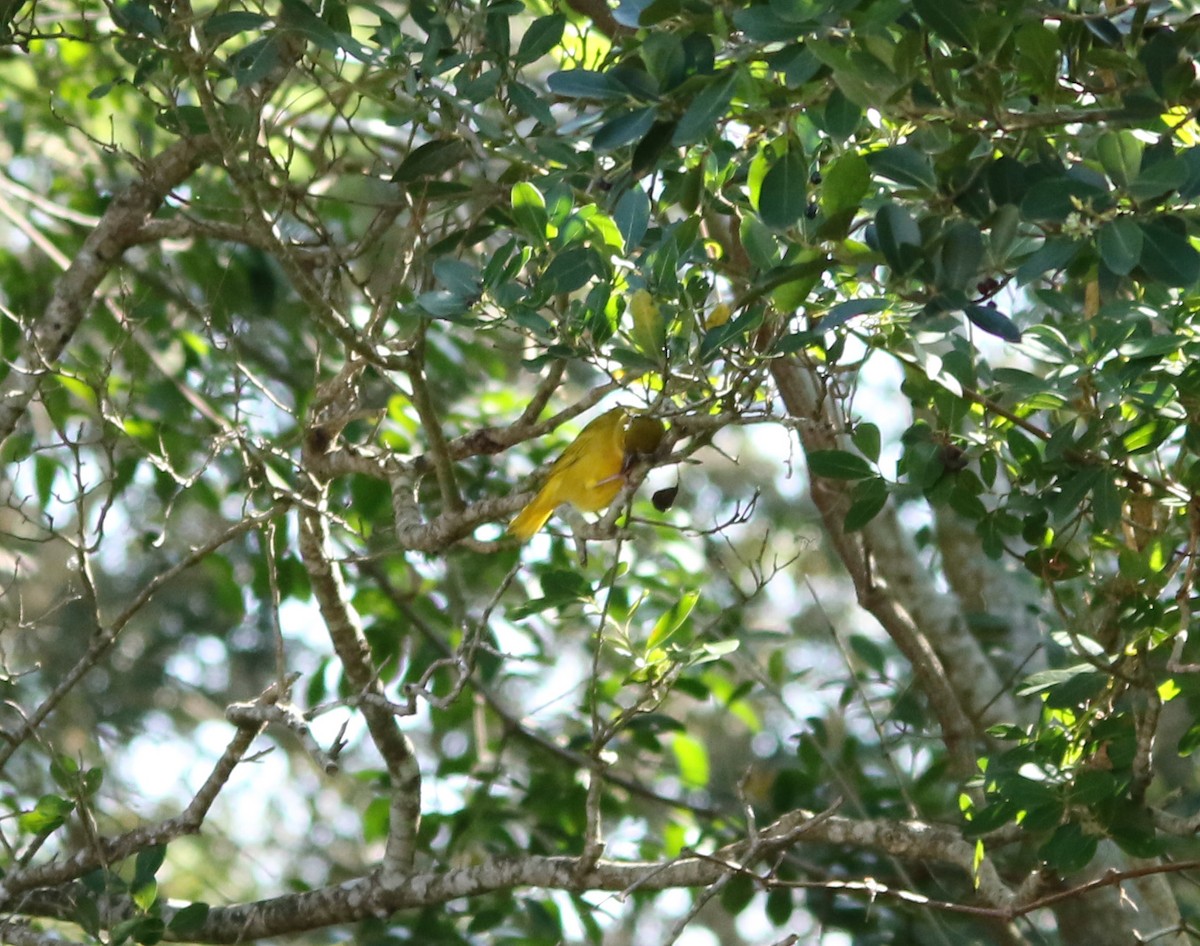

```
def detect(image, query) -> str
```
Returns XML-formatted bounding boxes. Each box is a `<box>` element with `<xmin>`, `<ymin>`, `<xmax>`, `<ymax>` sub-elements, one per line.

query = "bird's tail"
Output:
<box><xmin>507</xmin><ymin>489</ymin><xmax>555</xmax><ymax>541</ymax></box>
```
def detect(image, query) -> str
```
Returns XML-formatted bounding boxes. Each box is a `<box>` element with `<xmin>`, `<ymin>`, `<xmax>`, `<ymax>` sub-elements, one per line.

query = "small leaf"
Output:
<box><xmin>133</xmin><ymin>845</ymin><xmax>167</xmax><ymax>889</ymax></box>
<box><xmin>648</xmin><ymin>590</ymin><xmax>700</xmax><ymax>649</ymax></box>
<box><xmin>852</xmin><ymin>423</ymin><xmax>882</xmax><ymax>462</ymax></box>
<box><xmin>18</xmin><ymin>794</ymin><xmax>74</xmax><ymax>833</ymax></box>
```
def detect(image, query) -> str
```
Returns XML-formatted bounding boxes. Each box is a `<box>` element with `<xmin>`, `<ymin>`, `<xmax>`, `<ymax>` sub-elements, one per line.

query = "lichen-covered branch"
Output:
<box><xmin>297</xmin><ymin>476</ymin><xmax>421</xmax><ymax>872</ymax></box>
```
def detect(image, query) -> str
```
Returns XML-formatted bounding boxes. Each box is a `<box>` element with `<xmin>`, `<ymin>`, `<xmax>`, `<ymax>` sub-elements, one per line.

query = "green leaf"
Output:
<box><xmin>912</xmin><ymin>0</ymin><xmax>975</xmax><ymax>49</ymax></box>
<box><xmin>819</xmin><ymin>152</ymin><xmax>869</xmax><ymax>215</ymax></box>
<box><xmin>671</xmin><ymin>732</ymin><xmax>710</xmax><ymax>787</ymax></box>
<box><xmin>229</xmin><ymin>35</ymin><xmax>284</xmax><ymax>88</ymax></box>
<box><xmin>672</xmin><ymin>71</ymin><xmax>737</xmax><ymax>146</ymax></box>
<box><xmin>808</xmin><ymin>449</ymin><xmax>873</xmax><ymax>480</ymax></box>
<box><xmin>547</xmin><ymin>69</ymin><xmax>628</xmax><ymax>100</ymax></box>
<box><xmin>34</xmin><ymin>454</ymin><xmax>57</xmax><ymax>505</ymax></box>
<box><xmin>844</xmin><ymin>476</ymin><xmax>889</xmax><ymax>531</ymax></box>
<box><xmin>511</xmin><ymin>181</ymin><xmax>547</xmax><ymax>240</ymax></box>
<box><xmin>133</xmin><ymin>845</ymin><xmax>166</xmax><ymax>889</ymax></box>
<box><xmin>594</xmin><ymin>107</ymin><xmax>657</xmax><ymax>152</ymax></box>
<box><xmin>648</xmin><ymin>589</ymin><xmax>700</xmax><ymax>649</ymax></box>
<box><xmin>1096</xmin><ymin>131</ymin><xmax>1142</xmax><ymax>188</ymax></box>
<box><xmin>821</xmin><ymin>87</ymin><xmax>862</xmax><ymax>141</ymax></box>
<box><xmin>758</xmin><ymin>150</ymin><xmax>807</xmax><ymax>230</ymax></box>
<box><xmin>821</xmin><ymin>297</ymin><xmax>887</xmax><ymax>330</ymax></box>
<box><xmin>1097</xmin><ymin>218</ymin><xmax>1143</xmax><ymax>275</ymax></box>
<box><xmin>1015</xmin><ymin>237</ymin><xmax>1081</xmax><ymax>284</ymax></box>
<box><xmin>867</xmin><ymin>145</ymin><xmax>936</xmax><ymax>191</ymax></box>
<box><xmin>202</xmin><ymin>11</ymin><xmax>269</xmax><ymax>41</ymax></box>
<box><xmin>509</xmin><ymin>80</ymin><xmax>554</xmax><ymax>126</ymax></box>
<box><xmin>392</xmin><ymin>139</ymin><xmax>470</xmax><ymax>183</ymax></box>
<box><xmin>766</xmin><ymin>887</ymin><xmax>794</xmax><ymax>926</ymax></box>
<box><xmin>19</xmin><ymin>794</ymin><xmax>74</xmax><ymax>832</ymax></box>
<box><xmin>964</xmin><ymin>304</ymin><xmax>1021</xmax><ymax>342</ymax></box>
<box><xmin>939</xmin><ymin>221</ymin><xmax>983</xmax><ymax>291</ymax></box>
<box><xmin>542</xmin><ymin>246</ymin><xmax>597</xmax><ymax>293</ymax></box>
<box><xmin>739</xmin><ymin>214</ymin><xmax>779</xmax><ymax>270</ymax></box>
<box><xmin>720</xmin><ymin>872</ymin><xmax>756</xmax><ymax>915</ymax></box>
<box><xmin>132</xmin><ymin>878</ymin><xmax>158</xmax><ymax>912</ymax></box>
<box><xmin>1138</xmin><ymin>219</ymin><xmax>1200</xmax><ymax>287</ymax></box>
<box><xmin>873</xmin><ymin>203</ymin><xmax>922</xmax><ymax>274</ymax></box>
<box><xmin>515</xmin><ymin>13</ymin><xmax>565</xmax><ymax>65</ymax></box>
<box><xmin>1128</xmin><ymin>157</ymin><xmax>1188</xmax><ymax>202</ymax></box>
<box><xmin>852</xmin><ymin>423</ymin><xmax>881</xmax><ymax>462</ymax></box>
<box><xmin>614</xmin><ymin>187</ymin><xmax>650</xmax><ymax>252</ymax></box>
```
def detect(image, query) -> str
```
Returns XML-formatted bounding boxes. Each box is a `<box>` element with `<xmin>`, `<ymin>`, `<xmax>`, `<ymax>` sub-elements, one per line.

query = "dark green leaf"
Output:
<box><xmin>1138</xmin><ymin>219</ymin><xmax>1200</xmax><ymax>287</ymax></box>
<box><xmin>202</xmin><ymin>11</ymin><xmax>269</xmax><ymax>41</ymax></box>
<box><xmin>1015</xmin><ymin>237</ymin><xmax>1081</xmax><ymax>284</ymax></box>
<box><xmin>938</xmin><ymin>221</ymin><xmax>983</xmax><ymax>291</ymax></box>
<box><xmin>720</xmin><ymin>872</ymin><xmax>756</xmax><ymax>915</ymax></box>
<box><xmin>964</xmin><ymin>304</ymin><xmax>1021</xmax><ymax>342</ymax></box>
<box><xmin>508</xmin><ymin>80</ymin><xmax>554</xmax><ymax>126</ymax></box>
<box><xmin>873</xmin><ymin>203</ymin><xmax>922</xmax><ymax>274</ymax></box>
<box><xmin>853</xmin><ymin>423</ymin><xmax>882</xmax><ymax>463</ymax></box>
<box><xmin>758</xmin><ymin>150</ymin><xmax>807</xmax><ymax>230</ymax></box>
<box><xmin>594</xmin><ymin>107</ymin><xmax>657</xmax><ymax>152</ymax></box>
<box><xmin>542</xmin><ymin>246</ymin><xmax>597</xmax><ymax>293</ymax></box>
<box><xmin>821</xmin><ymin>297</ymin><xmax>887</xmax><ymax>330</ymax></box>
<box><xmin>912</xmin><ymin>0</ymin><xmax>974</xmax><ymax>49</ymax></box>
<box><xmin>808</xmin><ymin>449</ymin><xmax>873</xmax><ymax>480</ymax></box>
<box><xmin>614</xmin><ymin>187</ymin><xmax>650</xmax><ymax>252</ymax></box>
<box><xmin>393</xmin><ymin>139</ymin><xmax>470</xmax><ymax>183</ymax></box>
<box><xmin>515</xmin><ymin>14</ymin><xmax>565</xmax><ymax>65</ymax></box>
<box><xmin>1129</xmin><ymin>157</ymin><xmax>1189</xmax><ymax>203</ymax></box>
<box><xmin>133</xmin><ymin>845</ymin><xmax>166</xmax><ymax>889</ymax></box>
<box><xmin>867</xmin><ymin>145</ymin><xmax>936</xmax><ymax>191</ymax></box>
<box><xmin>1097</xmin><ymin>218</ymin><xmax>1143</xmax><ymax>275</ymax></box>
<box><xmin>547</xmin><ymin>69</ymin><xmax>628</xmax><ymax>100</ymax></box>
<box><xmin>672</xmin><ymin>71</ymin><xmax>737</xmax><ymax>146</ymax></box>
<box><xmin>844</xmin><ymin>476</ymin><xmax>889</xmax><ymax>531</ymax></box>
<box><xmin>1039</xmin><ymin>822</ymin><xmax>1097</xmax><ymax>873</ymax></box>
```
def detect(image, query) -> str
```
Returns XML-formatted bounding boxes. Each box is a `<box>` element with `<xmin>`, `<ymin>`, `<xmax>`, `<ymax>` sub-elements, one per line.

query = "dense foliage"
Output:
<box><xmin>3</xmin><ymin>0</ymin><xmax>1200</xmax><ymax>944</ymax></box>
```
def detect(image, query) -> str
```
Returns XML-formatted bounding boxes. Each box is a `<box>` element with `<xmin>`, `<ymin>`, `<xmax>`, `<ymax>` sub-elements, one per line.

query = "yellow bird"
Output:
<box><xmin>508</xmin><ymin>407</ymin><xmax>630</xmax><ymax>541</ymax></box>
